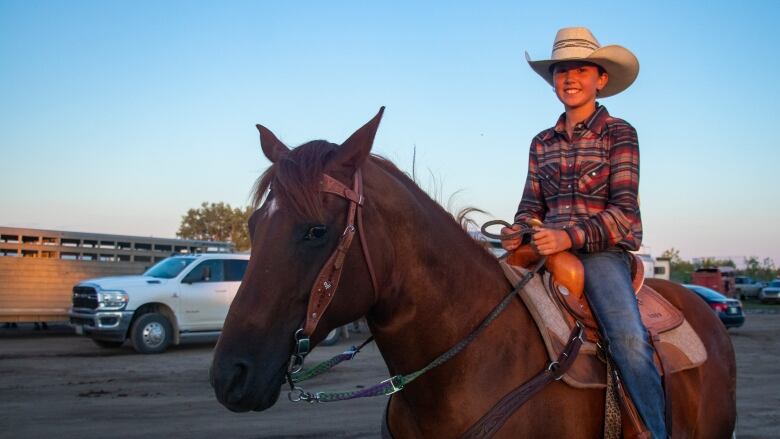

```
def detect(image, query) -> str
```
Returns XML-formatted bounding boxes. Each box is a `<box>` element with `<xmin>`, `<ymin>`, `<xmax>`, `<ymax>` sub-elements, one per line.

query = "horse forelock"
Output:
<box><xmin>251</xmin><ymin>140</ymin><xmax>338</xmax><ymax>220</ymax></box>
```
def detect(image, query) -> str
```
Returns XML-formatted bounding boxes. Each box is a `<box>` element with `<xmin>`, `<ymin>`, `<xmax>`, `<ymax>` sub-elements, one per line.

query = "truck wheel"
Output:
<box><xmin>320</xmin><ymin>328</ymin><xmax>341</xmax><ymax>346</ymax></box>
<box><xmin>92</xmin><ymin>339</ymin><xmax>123</xmax><ymax>349</ymax></box>
<box><xmin>131</xmin><ymin>313</ymin><xmax>172</xmax><ymax>354</ymax></box>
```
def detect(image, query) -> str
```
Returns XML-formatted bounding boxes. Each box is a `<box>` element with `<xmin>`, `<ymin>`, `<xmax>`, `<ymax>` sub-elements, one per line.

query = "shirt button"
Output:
<box><xmin>567</xmin><ymin>184</ymin><xmax>572</xmax><ymax>188</ymax></box>
<box><xmin>565</xmin><ymin>205</ymin><xmax>570</xmax><ymax>209</ymax></box>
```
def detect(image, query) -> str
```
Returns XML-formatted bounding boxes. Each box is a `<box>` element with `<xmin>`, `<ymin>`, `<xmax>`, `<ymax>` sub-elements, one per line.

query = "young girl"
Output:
<box><xmin>502</xmin><ymin>27</ymin><xmax>666</xmax><ymax>438</ymax></box>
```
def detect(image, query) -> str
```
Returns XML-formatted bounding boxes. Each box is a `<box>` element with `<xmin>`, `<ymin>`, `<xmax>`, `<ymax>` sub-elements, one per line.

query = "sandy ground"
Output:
<box><xmin>0</xmin><ymin>312</ymin><xmax>778</xmax><ymax>439</ymax></box>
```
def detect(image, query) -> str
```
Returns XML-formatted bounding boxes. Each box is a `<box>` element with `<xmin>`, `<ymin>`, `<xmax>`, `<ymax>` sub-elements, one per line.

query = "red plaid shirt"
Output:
<box><xmin>514</xmin><ymin>105</ymin><xmax>642</xmax><ymax>252</ymax></box>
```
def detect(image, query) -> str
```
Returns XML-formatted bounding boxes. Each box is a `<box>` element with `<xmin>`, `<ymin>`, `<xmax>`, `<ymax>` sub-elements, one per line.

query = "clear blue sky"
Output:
<box><xmin>1</xmin><ymin>1</ymin><xmax>779</xmax><ymax>265</ymax></box>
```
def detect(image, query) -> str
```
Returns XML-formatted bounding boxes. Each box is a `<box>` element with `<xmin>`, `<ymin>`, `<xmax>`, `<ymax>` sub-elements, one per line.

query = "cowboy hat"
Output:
<box><xmin>525</xmin><ymin>27</ymin><xmax>639</xmax><ymax>98</ymax></box>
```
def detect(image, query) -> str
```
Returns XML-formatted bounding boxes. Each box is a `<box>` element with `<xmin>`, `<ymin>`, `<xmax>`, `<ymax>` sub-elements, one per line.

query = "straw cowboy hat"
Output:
<box><xmin>525</xmin><ymin>27</ymin><xmax>639</xmax><ymax>98</ymax></box>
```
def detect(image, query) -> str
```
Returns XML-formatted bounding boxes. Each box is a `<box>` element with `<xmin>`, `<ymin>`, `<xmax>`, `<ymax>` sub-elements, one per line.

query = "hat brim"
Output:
<box><xmin>525</xmin><ymin>45</ymin><xmax>639</xmax><ymax>98</ymax></box>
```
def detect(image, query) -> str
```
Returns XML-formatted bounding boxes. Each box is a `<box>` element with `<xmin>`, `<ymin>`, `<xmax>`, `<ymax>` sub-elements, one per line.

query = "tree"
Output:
<box><xmin>694</xmin><ymin>257</ymin><xmax>736</xmax><ymax>269</ymax></box>
<box><xmin>741</xmin><ymin>256</ymin><xmax>778</xmax><ymax>282</ymax></box>
<box><xmin>177</xmin><ymin>202</ymin><xmax>253</xmax><ymax>251</ymax></box>
<box><xmin>660</xmin><ymin>248</ymin><xmax>694</xmax><ymax>283</ymax></box>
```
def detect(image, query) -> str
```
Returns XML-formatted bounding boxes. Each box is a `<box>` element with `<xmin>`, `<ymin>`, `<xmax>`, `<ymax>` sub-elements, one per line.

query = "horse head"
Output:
<box><xmin>210</xmin><ymin>108</ymin><xmax>386</xmax><ymax>412</ymax></box>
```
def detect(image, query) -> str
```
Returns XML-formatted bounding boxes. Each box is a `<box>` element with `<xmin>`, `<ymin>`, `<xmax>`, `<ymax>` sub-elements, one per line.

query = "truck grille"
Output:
<box><xmin>72</xmin><ymin>286</ymin><xmax>98</xmax><ymax>310</ymax></box>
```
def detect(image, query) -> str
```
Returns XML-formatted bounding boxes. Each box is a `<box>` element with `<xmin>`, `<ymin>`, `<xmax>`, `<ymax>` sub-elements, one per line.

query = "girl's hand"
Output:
<box><xmin>500</xmin><ymin>224</ymin><xmax>522</xmax><ymax>251</ymax></box>
<box><xmin>532</xmin><ymin>228</ymin><xmax>572</xmax><ymax>255</ymax></box>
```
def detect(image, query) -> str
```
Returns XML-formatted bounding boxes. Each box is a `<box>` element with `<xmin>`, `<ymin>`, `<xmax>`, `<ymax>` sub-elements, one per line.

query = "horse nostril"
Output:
<box><xmin>225</xmin><ymin>361</ymin><xmax>250</xmax><ymax>405</ymax></box>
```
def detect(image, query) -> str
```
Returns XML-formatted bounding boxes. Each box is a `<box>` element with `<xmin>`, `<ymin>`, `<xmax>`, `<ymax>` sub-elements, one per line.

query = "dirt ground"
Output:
<box><xmin>1</xmin><ymin>313</ymin><xmax>778</xmax><ymax>439</ymax></box>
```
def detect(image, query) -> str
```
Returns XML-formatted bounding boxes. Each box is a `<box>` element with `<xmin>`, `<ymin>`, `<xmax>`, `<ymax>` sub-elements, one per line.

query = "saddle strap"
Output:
<box><xmin>459</xmin><ymin>324</ymin><xmax>583</xmax><ymax>439</ymax></box>
<box><xmin>648</xmin><ymin>331</ymin><xmax>674</xmax><ymax>436</ymax></box>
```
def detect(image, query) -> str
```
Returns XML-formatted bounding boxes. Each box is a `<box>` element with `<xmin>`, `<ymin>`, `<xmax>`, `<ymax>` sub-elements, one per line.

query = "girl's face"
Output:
<box><xmin>552</xmin><ymin>61</ymin><xmax>608</xmax><ymax>111</ymax></box>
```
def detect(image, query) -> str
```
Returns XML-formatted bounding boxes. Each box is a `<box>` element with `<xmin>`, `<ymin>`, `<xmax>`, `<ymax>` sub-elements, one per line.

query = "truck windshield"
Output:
<box><xmin>144</xmin><ymin>258</ymin><xmax>196</xmax><ymax>279</ymax></box>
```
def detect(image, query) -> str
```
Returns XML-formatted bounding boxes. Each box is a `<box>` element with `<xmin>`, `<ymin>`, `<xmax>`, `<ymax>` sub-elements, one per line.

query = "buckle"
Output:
<box><xmin>381</xmin><ymin>375</ymin><xmax>405</xmax><ymax>394</ymax></box>
<box><xmin>295</xmin><ymin>328</ymin><xmax>310</xmax><ymax>357</ymax></box>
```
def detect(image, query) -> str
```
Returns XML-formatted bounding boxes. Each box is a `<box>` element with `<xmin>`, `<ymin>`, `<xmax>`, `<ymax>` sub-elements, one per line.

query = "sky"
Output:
<box><xmin>1</xmin><ymin>1</ymin><xmax>779</xmax><ymax>265</ymax></box>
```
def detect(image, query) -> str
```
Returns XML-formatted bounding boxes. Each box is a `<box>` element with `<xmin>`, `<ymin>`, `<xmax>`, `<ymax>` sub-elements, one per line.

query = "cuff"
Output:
<box><xmin>564</xmin><ymin>225</ymin><xmax>586</xmax><ymax>250</ymax></box>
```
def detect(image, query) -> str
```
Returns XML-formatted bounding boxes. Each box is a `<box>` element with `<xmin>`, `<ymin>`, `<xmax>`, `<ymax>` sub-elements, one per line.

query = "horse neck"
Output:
<box><xmin>364</xmin><ymin>163</ymin><xmax>536</xmax><ymax>376</ymax></box>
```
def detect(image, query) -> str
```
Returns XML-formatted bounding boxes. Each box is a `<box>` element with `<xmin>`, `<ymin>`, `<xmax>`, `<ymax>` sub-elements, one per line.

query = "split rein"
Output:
<box><xmin>283</xmin><ymin>181</ymin><xmax>583</xmax><ymax>404</ymax></box>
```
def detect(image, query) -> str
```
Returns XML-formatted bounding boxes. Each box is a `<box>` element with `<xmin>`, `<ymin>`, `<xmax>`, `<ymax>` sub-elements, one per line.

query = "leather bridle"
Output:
<box><xmin>290</xmin><ymin>169</ymin><xmax>379</xmax><ymax>371</ymax></box>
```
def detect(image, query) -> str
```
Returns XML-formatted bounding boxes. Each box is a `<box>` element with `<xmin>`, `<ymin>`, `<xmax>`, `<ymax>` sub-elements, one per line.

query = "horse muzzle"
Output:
<box><xmin>210</xmin><ymin>354</ymin><xmax>287</xmax><ymax>412</ymax></box>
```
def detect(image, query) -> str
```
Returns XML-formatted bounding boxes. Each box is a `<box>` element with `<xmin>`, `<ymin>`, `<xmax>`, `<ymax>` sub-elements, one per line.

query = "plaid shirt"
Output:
<box><xmin>514</xmin><ymin>105</ymin><xmax>642</xmax><ymax>253</ymax></box>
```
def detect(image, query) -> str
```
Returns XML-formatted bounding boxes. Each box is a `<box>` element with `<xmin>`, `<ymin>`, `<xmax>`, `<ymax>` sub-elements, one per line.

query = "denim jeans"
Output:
<box><xmin>578</xmin><ymin>249</ymin><xmax>667</xmax><ymax>438</ymax></box>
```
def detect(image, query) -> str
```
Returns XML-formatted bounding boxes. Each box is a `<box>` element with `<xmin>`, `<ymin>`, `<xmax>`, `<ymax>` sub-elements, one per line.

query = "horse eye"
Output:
<box><xmin>304</xmin><ymin>225</ymin><xmax>327</xmax><ymax>241</ymax></box>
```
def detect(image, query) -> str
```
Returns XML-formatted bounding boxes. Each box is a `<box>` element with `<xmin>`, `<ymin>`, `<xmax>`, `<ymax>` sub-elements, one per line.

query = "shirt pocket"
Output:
<box><xmin>538</xmin><ymin>162</ymin><xmax>561</xmax><ymax>198</ymax></box>
<box><xmin>577</xmin><ymin>160</ymin><xmax>610</xmax><ymax>196</ymax></box>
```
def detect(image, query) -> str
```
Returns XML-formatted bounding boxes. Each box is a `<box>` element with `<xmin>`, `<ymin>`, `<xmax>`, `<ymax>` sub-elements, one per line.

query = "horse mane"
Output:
<box><xmin>251</xmin><ymin>143</ymin><xmax>494</xmax><ymax>256</ymax></box>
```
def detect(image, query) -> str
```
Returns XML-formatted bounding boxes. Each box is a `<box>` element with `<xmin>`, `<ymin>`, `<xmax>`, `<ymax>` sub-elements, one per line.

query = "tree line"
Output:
<box><xmin>660</xmin><ymin>248</ymin><xmax>778</xmax><ymax>284</ymax></box>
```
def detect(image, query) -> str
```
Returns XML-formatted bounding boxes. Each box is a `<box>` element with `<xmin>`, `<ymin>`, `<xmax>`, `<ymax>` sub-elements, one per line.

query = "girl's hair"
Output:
<box><xmin>549</xmin><ymin>61</ymin><xmax>607</xmax><ymax>76</ymax></box>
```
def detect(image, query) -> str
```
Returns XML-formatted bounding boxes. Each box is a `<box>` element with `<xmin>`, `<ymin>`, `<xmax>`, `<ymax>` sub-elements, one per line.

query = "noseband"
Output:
<box><xmin>291</xmin><ymin>169</ymin><xmax>379</xmax><ymax>370</ymax></box>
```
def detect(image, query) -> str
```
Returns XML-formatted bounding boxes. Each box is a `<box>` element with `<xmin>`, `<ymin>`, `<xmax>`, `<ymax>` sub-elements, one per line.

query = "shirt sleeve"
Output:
<box><xmin>514</xmin><ymin>139</ymin><xmax>547</xmax><ymax>225</ymax></box>
<box><xmin>565</xmin><ymin>123</ymin><xmax>642</xmax><ymax>252</ymax></box>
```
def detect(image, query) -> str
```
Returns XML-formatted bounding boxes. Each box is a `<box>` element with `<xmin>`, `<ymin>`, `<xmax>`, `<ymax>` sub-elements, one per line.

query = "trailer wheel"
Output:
<box><xmin>92</xmin><ymin>339</ymin><xmax>123</xmax><ymax>349</ymax></box>
<box><xmin>130</xmin><ymin>313</ymin><xmax>172</xmax><ymax>354</ymax></box>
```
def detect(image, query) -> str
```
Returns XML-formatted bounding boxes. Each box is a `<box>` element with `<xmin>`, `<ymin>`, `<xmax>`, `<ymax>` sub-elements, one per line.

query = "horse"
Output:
<box><xmin>210</xmin><ymin>108</ymin><xmax>737</xmax><ymax>438</ymax></box>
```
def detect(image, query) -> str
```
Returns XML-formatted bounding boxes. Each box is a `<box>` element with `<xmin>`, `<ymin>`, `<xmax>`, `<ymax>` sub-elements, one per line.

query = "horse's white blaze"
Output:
<box><xmin>261</xmin><ymin>198</ymin><xmax>280</xmax><ymax>218</ymax></box>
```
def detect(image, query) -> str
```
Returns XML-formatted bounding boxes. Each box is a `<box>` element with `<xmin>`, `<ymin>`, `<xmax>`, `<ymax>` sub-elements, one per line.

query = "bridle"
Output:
<box><xmin>289</xmin><ymin>168</ymin><xmax>379</xmax><ymax>372</ymax></box>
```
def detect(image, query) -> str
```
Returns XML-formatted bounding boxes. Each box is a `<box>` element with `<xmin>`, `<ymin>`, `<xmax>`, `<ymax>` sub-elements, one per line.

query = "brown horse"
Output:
<box><xmin>210</xmin><ymin>109</ymin><xmax>736</xmax><ymax>438</ymax></box>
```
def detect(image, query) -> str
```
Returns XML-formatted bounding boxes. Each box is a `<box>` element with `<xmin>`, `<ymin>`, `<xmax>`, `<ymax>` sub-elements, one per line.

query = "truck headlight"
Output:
<box><xmin>98</xmin><ymin>291</ymin><xmax>128</xmax><ymax>310</ymax></box>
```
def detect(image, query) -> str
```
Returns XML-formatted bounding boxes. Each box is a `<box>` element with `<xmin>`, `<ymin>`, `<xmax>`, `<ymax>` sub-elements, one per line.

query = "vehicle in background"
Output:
<box><xmin>691</xmin><ymin>266</ymin><xmax>736</xmax><ymax>298</ymax></box>
<box><xmin>69</xmin><ymin>254</ymin><xmax>249</xmax><ymax>354</ymax></box>
<box><xmin>683</xmin><ymin>284</ymin><xmax>745</xmax><ymax>329</ymax></box>
<box><xmin>634</xmin><ymin>251</ymin><xmax>671</xmax><ymax>281</ymax></box>
<box><xmin>735</xmin><ymin>276</ymin><xmax>766</xmax><ymax>300</ymax></box>
<box><xmin>759</xmin><ymin>280</ymin><xmax>780</xmax><ymax>304</ymax></box>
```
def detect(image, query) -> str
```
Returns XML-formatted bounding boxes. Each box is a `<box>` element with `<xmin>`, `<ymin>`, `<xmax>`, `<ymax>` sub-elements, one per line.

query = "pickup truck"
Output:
<box><xmin>735</xmin><ymin>276</ymin><xmax>765</xmax><ymax>300</ymax></box>
<box><xmin>69</xmin><ymin>254</ymin><xmax>250</xmax><ymax>354</ymax></box>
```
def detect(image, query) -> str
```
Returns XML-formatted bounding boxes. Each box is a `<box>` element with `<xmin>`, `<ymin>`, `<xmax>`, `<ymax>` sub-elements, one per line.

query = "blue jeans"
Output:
<box><xmin>578</xmin><ymin>250</ymin><xmax>667</xmax><ymax>438</ymax></box>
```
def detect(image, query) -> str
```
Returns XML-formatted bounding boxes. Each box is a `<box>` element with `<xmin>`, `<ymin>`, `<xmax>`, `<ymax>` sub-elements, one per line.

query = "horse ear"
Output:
<box><xmin>256</xmin><ymin>124</ymin><xmax>290</xmax><ymax>163</ymax></box>
<box><xmin>328</xmin><ymin>107</ymin><xmax>385</xmax><ymax>172</ymax></box>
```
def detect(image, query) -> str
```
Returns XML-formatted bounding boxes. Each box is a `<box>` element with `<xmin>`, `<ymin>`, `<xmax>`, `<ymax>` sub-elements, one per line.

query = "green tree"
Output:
<box><xmin>660</xmin><ymin>248</ymin><xmax>694</xmax><ymax>283</ymax></box>
<box><xmin>694</xmin><ymin>257</ymin><xmax>736</xmax><ymax>269</ymax></box>
<box><xmin>740</xmin><ymin>256</ymin><xmax>778</xmax><ymax>282</ymax></box>
<box><xmin>177</xmin><ymin>202</ymin><xmax>253</xmax><ymax>251</ymax></box>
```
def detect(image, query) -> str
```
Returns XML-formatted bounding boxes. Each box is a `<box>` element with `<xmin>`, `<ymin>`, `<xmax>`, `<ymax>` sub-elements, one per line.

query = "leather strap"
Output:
<box><xmin>302</xmin><ymin>170</ymin><xmax>379</xmax><ymax>337</ymax></box>
<box><xmin>459</xmin><ymin>324</ymin><xmax>584</xmax><ymax>439</ymax></box>
<box><xmin>648</xmin><ymin>331</ymin><xmax>674</xmax><ymax>436</ymax></box>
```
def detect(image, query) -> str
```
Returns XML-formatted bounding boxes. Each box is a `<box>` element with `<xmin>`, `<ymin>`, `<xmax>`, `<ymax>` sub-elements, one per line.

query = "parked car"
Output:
<box><xmin>683</xmin><ymin>284</ymin><xmax>745</xmax><ymax>329</ymax></box>
<box><xmin>759</xmin><ymin>280</ymin><xmax>780</xmax><ymax>304</ymax></box>
<box><xmin>735</xmin><ymin>276</ymin><xmax>765</xmax><ymax>300</ymax></box>
<box><xmin>69</xmin><ymin>253</ymin><xmax>250</xmax><ymax>353</ymax></box>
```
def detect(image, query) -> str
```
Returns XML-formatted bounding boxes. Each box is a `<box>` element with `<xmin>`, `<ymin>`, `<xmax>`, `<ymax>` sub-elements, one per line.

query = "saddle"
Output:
<box><xmin>501</xmin><ymin>245</ymin><xmax>707</xmax><ymax>437</ymax></box>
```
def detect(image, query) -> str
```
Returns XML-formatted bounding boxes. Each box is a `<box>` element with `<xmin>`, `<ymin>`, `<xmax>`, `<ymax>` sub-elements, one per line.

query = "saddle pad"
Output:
<box><xmin>500</xmin><ymin>260</ymin><xmax>708</xmax><ymax>389</ymax></box>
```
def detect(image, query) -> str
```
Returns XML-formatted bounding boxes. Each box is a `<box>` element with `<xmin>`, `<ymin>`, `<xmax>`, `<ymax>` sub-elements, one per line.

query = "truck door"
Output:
<box><xmin>223</xmin><ymin>259</ymin><xmax>249</xmax><ymax>315</ymax></box>
<box><xmin>179</xmin><ymin>259</ymin><xmax>228</xmax><ymax>331</ymax></box>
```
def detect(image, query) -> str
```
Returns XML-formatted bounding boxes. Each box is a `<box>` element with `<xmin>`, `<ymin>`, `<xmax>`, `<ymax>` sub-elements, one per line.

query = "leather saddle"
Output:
<box><xmin>510</xmin><ymin>246</ymin><xmax>682</xmax><ymax>345</ymax></box>
<box><xmin>502</xmin><ymin>244</ymin><xmax>708</xmax><ymax>438</ymax></box>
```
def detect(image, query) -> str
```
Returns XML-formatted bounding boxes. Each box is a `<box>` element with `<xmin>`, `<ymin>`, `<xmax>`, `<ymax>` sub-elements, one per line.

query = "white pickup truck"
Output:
<box><xmin>69</xmin><ymin>254</ymin><xmax>250</xmax><ymax>354</ymax></box>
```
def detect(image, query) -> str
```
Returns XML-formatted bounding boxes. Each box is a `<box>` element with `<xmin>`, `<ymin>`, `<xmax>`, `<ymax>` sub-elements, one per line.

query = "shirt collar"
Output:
<box><xmin>550</xmin><ymin>103</ymin><xmax>610</xmax><ymax>138</ymax></box>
